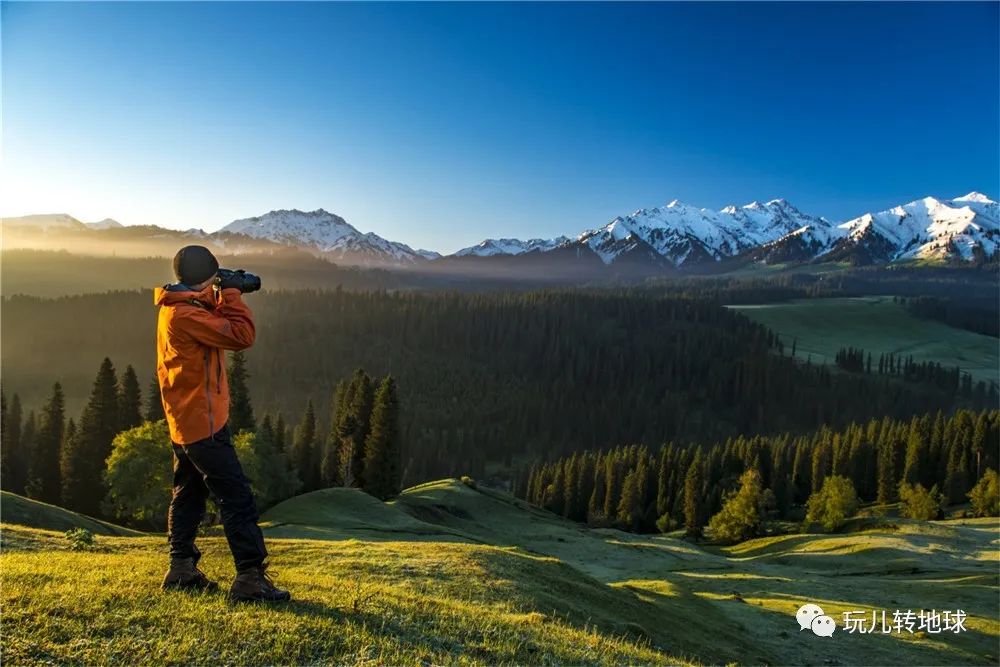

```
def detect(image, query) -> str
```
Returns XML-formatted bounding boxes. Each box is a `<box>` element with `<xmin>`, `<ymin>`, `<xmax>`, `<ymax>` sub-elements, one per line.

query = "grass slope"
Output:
<box><xmin>0</xmin><ymin>491</ymin><xmax>144</xmax><ymax>538</ymax></box>
<box><xmin>728</xmin><ymin>296</ymin><xmax>999</xmax><ymax>384</ymax></box>
<box><xmin>2</xmin><ymin>480</ymin><xmax>998</xmax><ymax>665</ymax></box>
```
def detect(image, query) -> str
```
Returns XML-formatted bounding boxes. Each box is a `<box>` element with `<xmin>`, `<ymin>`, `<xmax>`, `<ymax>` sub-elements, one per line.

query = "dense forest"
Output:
<box><xmin>904</xmin><ymin>295</ymin><xmax>999</xmax><ymax>338</ymax></box>
<box><xmin>519</xmin><ymin>409</ymin><xmax>1000</xmax><ymax>535</ymax></box>
<box><xmin>1</xmin><ymin>359</ymin><xmax>403</xmax><ymax>524</ymax></box>
<box><xmin>644</xmin><ymin>264</ymin><xmax>999</xmax><ymax>305</ymax></box>
<box><xmin>3</xmin><ymin>288</ymin><xmax>994</xmax><ymax>485</ymax></box>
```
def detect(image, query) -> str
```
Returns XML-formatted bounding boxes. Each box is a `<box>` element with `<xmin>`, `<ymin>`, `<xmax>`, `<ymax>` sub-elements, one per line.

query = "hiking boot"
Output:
<box><xmin>161</xmin><ymin>557</ymin><xmax>219</xmax><ymax>591</ymax></box>
<box><xmin>228</xmin><ymin>564</ymin><xmax>291</xmax><ymax>603</ymax></box>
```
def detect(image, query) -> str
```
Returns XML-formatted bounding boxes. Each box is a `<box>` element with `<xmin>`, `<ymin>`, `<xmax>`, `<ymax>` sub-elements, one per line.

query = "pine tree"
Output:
<box><xmin>62</xmin><ymin>358</ymin><xmax>119</xmax><ymax>515</ymax></box>
<box><xmin>655</xmin><ymin>446</ymin><xmax>671</xmax><ymax>517</ymax></box>
<box><xmin>322</xmin><ymin>381</ymin><xmax>348</xmax><ymax>487</ymax></box>
<box><xmin>547</xmin><ymin>462</ymin><xmax>566</xmax><ymax>515</ymax></box>
<box><xmin>1</xmin><ymin>391</ymin><xmax>24</xmax><ymax>493</ymax></box>
<box><xmin>971</xmin><ymin>413</ymin><xmax>988</xmax><ymax>481</ymax></box>
<box><xmin>259</xmin><ymin>413</ymin><xmax>275</xmax><ymax>448</ymax></box>
<box><xmin>876</xmin><ymin>438</ymin><xmax>896</xmax><ymax>504</ymax></box>
<box><xmin>811</xmin><ymin>439</ymin><xmax>832</xmax><ymax>494</ymax></box>
<box><xmin>575</xmin><ymin>453</ymin><xmax>595</xmax><ymax>523</ymax></box>
<box><xmin>944</xmin><ymin>437</ymin><xmax>970</xmax><ymax>504</ymax></box>
<box><xmin>20</xmin><ymin>411</ymin><xmax>37</xmax><ymax>496</ymax></box>
<box><xmin>227</xmin><ymin>350</ymin><xmax>256</xmax><ymax>434</ymax></box>
<box><xmin>770</xmin><ymin>443</ymin><xmax>791</xmax><ymax>516</ymax></box>
<box><xmin>347</xmin><ymin>370</ymin><xmax>375</xmax><ymax>489</ymax></box>
<box><xmin>274</xmin><ymin>413</ymin><xmax>287</xmax><ymax>454</ymax></box>
<box><xmin>616</xmin><ymin>470</ymin><xmax>640</xmax><ymax>530</ymax></box>
<box><xmin>603</xmin><ymin>452</ymin><xmax>623</xmax><ymax>521</ymax></box>
<box><xmin>791</xmin><ymin>440</ymin><xmax>811</xmax><ymax>505</ymax></box>
<box><xmin>145</xmin><ymin>374</ymin><xmax>165</xmax><ymax>422</ymax></box>
<box><xmin>26</xmin><ymin>383</ymin><xmax>65</xmax><ymax>504</ymax></box>
<box><xmin>635</xmin><ymin>452</ymin><xmax>653</xmax><ymax>531</ymax></box>
<box><xmin>588</xmin><ymin>454</ymin><xmax>606</xmax><ymax>521</ymax></box>
<box><xmin>684</xmin><ymin>450</ymin><xmax>704</xmax><ymax>538</ymax></box>
<box><xmin>562</xmin><ymin>455</ymin><xmax>578</xmax><ymax>520</ymax></box>
<box><xmin>362</xmin><ymin>375</ymin><xmax>401</xmax><ymax>500</ymax></box>
<box><xmin>118</xmin><ymin>365</ymin><xmax>143</xmax><ymax>431</ymax></box>
<box><xmin>291</xmin><ymin>399</ymin><xmax>319</xmax><ymax>492</ymax></box>
<box><xmin>902</xmin><ymin>417</ymin><xmax>928</xmax><ymax>486</ymax></box>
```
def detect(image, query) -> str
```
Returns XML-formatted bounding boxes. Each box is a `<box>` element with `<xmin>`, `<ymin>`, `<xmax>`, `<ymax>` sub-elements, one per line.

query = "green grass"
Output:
<box><xmin>728</xmin><ymin>296</ymin><xmax>999</xmax><ymax>384</ymax></box>
<box><xmin>0</xmin><ymin>491</ymin><xmax>144</xmax><ymax>537</ymax></box>
<box><xmin>3</xmin><ymin>480</ymin><xmax>998</xmax><ymax>665</ymax></box>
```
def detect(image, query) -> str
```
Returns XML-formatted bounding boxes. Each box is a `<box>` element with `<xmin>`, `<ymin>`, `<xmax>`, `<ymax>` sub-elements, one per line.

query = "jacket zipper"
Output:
<box><xmin>204</xmin><ymin>348</ymin><xmax>214</xmax><ymax>435</ymax></box>
<box><xmin>216</xmin><ymin>349</ymin><xmax>222</xmax><ymax>394</ymax></box>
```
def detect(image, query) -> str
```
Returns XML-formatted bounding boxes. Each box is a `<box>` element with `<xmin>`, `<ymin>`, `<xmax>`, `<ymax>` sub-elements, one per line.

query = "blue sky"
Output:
<box><xmin>3</xmin><ymin>2</ymin><xmax>998</xmax><ymax>254</ymax></box>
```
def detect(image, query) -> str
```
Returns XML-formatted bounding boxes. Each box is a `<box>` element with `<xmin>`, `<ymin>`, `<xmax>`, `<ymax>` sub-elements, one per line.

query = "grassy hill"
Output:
<box><xmin>0</xmin><ymin>491</ymin><xmax>144</xmax><ymax>539</ymax></box>
<box><xmin>728</xmin><ymin>296</ymin><xmax>999</xmax><ymax>384</ymax></box>
<box><xmin>2</xmin><ymin>480</ymin><xmax>997</xmax><ymax>665</ymax></box>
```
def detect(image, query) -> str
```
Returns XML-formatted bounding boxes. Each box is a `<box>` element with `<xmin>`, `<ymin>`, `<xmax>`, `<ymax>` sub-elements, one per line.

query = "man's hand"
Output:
<box><xmin>217</xmin><ymin>269</ymin><xmax>247</xmax><ymax>291</ymax></box>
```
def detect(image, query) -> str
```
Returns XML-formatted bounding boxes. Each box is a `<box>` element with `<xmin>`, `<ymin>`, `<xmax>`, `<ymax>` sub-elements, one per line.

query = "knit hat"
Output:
<box><xmin>173</xmin><ymin>245</ymin><xmax>219</xmax><ymax>286</ymax></box>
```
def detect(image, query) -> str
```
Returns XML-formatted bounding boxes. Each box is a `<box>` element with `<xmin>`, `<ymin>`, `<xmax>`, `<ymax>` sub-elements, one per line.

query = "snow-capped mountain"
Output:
<box><xmin>756</xmin><ymin>192</ymin><xmax>1000</xmax><ymax>265</ymax></box>
<box><xmin>455</xmin><ymin>199</ymin><xmax>830</xmax><ymax>268</ymax></box>
<box><xmin>219</xmin><ymin>209</ymin><xmax>432</xmax><ymax>265</ymax></box>
<box><xmin>455</xmin><ymin>192</ymin><xmax>998</xmax><ymax>269</ymax></box>
<box><xmin>574</xmin><ymin>198</ymin><xmax>827</xmax><ymax>266</ymax></box>
<box><xmin>6</xmin><ymin>192</ymin><xmax>996</xmax><ymax>272</ymax></box>
<box><xmin>454</xmin><ymin>237</ymin><xmax>571</xmax><ymax>257</ymax></box>
<box><xmin>823</xmin><ymin>192</ymin><xmax>999</xmax><ymax>263</ymax></box>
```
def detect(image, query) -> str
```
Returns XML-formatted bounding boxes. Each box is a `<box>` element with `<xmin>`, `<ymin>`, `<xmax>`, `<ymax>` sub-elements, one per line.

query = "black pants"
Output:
<box><xmin>168</xmin><ymin>423</ymin><xmax>268</xmax><ymax>572</ymax></box>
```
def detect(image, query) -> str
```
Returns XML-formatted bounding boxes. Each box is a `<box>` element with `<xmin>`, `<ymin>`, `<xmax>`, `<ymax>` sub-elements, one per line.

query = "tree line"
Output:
<box><xmin>1</xmin><ymin>354</ymin><xmax>402</xmax><ymax>526</ymax></box>
<box><xmin>834</xmin><ymin>345</ymin><xmax>999</xmax><ymax>398</ymax></box>
<box><xmin>903</xmin><ymin>295</ymin><xmax>999</xmax><ymax>338</ymax></box>
<box><xmin>5</xmin><ymin>289</ymin><xmax>991</xmax><ymax>486</ymax></box>
<box><xmin>518</xmin><ymin>409</ymin><xmax>1000</xmax><ymax>536</ymax></box>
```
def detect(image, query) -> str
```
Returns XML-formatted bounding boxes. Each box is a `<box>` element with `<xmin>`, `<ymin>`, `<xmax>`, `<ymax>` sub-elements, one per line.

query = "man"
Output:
<box><xmin>153</xmin><ymin>245</ymin><xmax>290</xmax><ymax>603</ymax></box>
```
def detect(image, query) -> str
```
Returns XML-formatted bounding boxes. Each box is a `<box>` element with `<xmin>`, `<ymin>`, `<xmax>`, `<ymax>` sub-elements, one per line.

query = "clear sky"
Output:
<box><xmin>3</xmin><ymin>2</ymin><xmax>998</xmax><ymax>254</ymax></box>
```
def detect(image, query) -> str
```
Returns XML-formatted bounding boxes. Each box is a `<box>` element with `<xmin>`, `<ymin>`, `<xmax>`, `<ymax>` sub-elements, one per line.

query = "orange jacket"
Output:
<box><xmin>153</xmin><ymin>284</ymin><xmax>256</xmax><ymax>445</ymax></box>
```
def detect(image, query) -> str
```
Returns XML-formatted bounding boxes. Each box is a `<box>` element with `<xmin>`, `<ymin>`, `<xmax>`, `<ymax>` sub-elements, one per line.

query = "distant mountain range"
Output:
<box><xmin>220</xmin><ymin>209</ymin><xmax>441</xmax><ymax>264</ymax></box>
<box><xmin>4</xmin><ymin>192</ymin><xmax>996</xmax><ymax>273</ymax></box>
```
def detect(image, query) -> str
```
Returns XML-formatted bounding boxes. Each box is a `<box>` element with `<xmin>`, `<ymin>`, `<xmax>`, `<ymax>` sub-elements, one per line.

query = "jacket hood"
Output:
<box><xmin>154</xmin><ymin>283</ymin><xmax>217</xmax><ymax>307</ymax></box>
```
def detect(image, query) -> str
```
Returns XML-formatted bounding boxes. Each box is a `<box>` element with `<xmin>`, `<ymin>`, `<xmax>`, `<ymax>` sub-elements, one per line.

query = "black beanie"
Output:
<box><xmin>173</xmin><ymin>245</ymin><xmax>219</xmax><ymax>286</ymax></box>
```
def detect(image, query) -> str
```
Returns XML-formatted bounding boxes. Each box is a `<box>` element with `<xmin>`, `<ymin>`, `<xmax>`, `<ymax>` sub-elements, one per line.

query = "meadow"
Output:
<box><xmin>728</xmin><ymin>296</ymin><xmax>1000</xmax><ymax>385</ymax></box>
<box><xmin>2</xmin><ymin>480</ymin><xmax>997</xmax><ymax>666</ymax></box>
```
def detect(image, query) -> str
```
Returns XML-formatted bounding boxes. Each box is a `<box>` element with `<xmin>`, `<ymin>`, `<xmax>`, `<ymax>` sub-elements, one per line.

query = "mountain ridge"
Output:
<box><xmin>4</xmin><ymin>191</ymin><xmax>996</xmax><ymax>270</ymax></box>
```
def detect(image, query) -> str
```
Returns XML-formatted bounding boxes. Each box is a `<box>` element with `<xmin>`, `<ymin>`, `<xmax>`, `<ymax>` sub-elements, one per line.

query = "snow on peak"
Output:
<box><xmin>453</xmin><ymin>236</ymin><xmax>571</xmax><ymax>257</ymax></box>
<box><xmin>953</xmin><ymin>191</ymin><xmax>995</xmax><ymax>204</ymax></box>
<box><xmin>569</xmin><ymin>195</ymin><xmax>829</xmax><ymax>266</ymax></box>
<box><xmin>828</xmin><ymin>193</ymin><xmax>999</xmax><ymax>262</ymax></box>
<box><xmin>219</xmin><ymin>208</ymin><xmax>428</xmax><ymax>263</ymax></box>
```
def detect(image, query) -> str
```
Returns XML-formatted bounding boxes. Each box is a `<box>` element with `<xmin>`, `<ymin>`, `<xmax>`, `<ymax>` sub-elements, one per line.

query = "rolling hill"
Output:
<box><xmin>2</xmin><ymin>480</ymin><xmax>997</xmax><ymax>665</ymax></box>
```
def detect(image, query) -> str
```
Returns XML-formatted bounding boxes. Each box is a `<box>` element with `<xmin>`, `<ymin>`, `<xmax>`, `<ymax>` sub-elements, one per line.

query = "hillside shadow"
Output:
<box><xmin>633</xmin><ymin>576</ymin><xmax>996</xmax><ymax>666</ymax></box>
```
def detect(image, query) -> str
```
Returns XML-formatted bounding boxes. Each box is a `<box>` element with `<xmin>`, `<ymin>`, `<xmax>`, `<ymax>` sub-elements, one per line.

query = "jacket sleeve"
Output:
<box><xmin>180</xmin><ymin>288</ymin><xmax>256</xmax><ymax>350</ymax></box>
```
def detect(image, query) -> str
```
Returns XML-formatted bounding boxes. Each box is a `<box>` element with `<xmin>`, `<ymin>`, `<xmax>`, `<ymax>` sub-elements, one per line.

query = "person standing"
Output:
<box><xmin>153</xmin><ymin>245</ymin><xmax>289</xmax><ymax>603</ymax></box>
